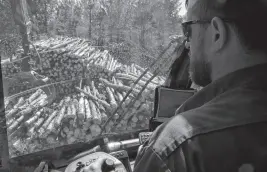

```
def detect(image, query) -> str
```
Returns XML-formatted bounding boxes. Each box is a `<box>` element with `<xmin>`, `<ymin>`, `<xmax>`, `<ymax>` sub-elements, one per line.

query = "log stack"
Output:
<box><xmin>2</xmin><ymin>37</ymin><xmax>166</xmax><ymax>158</ymax></box>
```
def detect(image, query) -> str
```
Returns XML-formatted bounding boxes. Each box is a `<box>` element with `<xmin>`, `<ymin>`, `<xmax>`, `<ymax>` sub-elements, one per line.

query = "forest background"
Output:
<box><xmin>0</xmin><ymin>0</ymin><xmax>185</xmax><ymax>65</ymax></box>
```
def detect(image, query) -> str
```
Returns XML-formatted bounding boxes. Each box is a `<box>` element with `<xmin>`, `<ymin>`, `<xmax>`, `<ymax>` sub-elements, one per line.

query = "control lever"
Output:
<box><xmin>69</xmin><ymin>137</ymin><xmax>143</xmax><ymax>164</ymax></box>
<box><xmin>104</xmin><ymin>138</ymin><xmax>140</xmax><ymax>153</ymax></box>
<box><xmin>103</xmin><ymin>132</ymin><xmax>153</xmax><ymax>152</ymax></box>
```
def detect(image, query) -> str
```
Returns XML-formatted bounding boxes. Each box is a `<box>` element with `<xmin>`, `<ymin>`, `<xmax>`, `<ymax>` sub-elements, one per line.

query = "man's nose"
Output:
<box><xmin>185</xmin><ymin>41</ymin><xmax>190</xmax><ymax>50</ymax></box>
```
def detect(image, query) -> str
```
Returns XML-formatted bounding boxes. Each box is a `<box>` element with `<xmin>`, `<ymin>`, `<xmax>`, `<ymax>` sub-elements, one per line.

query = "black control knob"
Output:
<box><xmin>101</xmin><ymin>159</ymin><xmax>115</xmax><ymax>172</ymax></box>
<box><xmin>75</xmin><ymin>162</ymin><xmax>85</xmax><ymax>172</ymax></box>
<box><xmin>77</xmin><ymin>162</ymin><xmax>83</xmax><ymax>167</ymax></box>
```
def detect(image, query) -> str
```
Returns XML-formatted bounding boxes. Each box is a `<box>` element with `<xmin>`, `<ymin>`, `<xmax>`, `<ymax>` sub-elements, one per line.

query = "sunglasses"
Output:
<box><xmin>181</xmin><ymin>19</ymin><xmax>233</xmax><ymax>39</ymax></box>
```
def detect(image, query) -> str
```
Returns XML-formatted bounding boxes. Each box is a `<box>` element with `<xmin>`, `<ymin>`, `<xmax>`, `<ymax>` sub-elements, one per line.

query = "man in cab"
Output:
<box><xmin>86</xmin><ymin>0</ymin><xmax>267</xmax><ymax>171</ymax></box>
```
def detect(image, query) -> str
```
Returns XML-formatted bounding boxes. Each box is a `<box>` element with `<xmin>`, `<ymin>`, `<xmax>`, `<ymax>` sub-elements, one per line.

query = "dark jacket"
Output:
<box><xmin>134</xmin><ymin>63</ymin><xmax>267</xmax><ymax>172</ymax></box>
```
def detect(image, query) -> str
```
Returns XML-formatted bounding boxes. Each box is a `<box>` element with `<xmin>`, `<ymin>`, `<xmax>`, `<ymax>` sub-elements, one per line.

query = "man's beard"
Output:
<box><xmin>189</xmin><ymin>54</ymin><xmax>212</xmax><ymax>87</ymax></box>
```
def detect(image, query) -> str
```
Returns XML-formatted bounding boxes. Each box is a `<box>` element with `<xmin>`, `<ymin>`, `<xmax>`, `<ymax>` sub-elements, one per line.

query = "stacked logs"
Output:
<box><xmin>3</xmin><ymin>37</ymin><xmax>166</xmax><ymax>158</ymax></box>
<box><xmin>1</xmin><ymin>61</ymin><xmax>22</xmax><ymax>78</ymax></box>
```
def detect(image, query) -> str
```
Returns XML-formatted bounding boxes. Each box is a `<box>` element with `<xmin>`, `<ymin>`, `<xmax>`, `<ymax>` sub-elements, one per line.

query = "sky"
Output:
<box><xmin>179</xmin><ymin>0</ymin><xmax>187</xmax><ymax>16</ymax></box>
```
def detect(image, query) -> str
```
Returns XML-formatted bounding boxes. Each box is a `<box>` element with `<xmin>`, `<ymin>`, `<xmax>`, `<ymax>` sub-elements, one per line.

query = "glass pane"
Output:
<box><xmin>0</xmin><ymin>0</ymin><xmax>185</xmax><ymax>169</ymax></box>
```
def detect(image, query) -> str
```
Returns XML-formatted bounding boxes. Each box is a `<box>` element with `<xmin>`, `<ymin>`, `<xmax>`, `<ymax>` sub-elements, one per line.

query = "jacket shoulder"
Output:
<box><xmin>148</xmin><ymin>110</ymin><xmax>197</xmax><ymax>159</ymax></box>
<box><xmin>150</xmin><ymin>98</ymin><xmax>267</xmax><ymax>160</ymax></box>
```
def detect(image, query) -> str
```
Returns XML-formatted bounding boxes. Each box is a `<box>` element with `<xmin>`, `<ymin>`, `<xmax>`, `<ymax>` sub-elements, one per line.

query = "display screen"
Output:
<box><xmin>0</xmin><ymin>0</ymin><xmax>185</xmax><ymax>163</ymax></box>
<box><xmin>155</xmin><ymin>87</ymin><xmax>195</xmax><ymax>118</ymax></box>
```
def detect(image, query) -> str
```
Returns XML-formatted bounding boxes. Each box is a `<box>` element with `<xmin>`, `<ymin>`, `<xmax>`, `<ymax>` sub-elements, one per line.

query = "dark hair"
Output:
<box><xmin>187</xmin><ymin>0</ymin><xmax>267</xmax><ymax>53</ymax></box>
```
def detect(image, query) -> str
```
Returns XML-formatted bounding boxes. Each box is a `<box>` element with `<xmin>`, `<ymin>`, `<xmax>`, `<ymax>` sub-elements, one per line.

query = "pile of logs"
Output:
<box><xmin>2</xmin><ymin>37</ymin><xmax>167</xmax><ymax>158</ymax></box>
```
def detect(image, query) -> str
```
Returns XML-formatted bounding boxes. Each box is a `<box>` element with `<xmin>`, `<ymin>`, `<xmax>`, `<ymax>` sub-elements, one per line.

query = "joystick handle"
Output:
<box><xmin>101</xmin><ymin>159</ymin><xmax>115</xmax><ymax>172</ymax></box>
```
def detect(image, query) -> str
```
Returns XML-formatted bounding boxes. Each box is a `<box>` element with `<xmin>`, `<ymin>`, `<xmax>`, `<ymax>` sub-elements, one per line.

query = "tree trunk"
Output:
<box><xmin>139</xmin><ymin>11</ymin><xmax>146</xmax><ymax>49</ymax></box>
<box><xmin>88</xmin><ymin>7</ymin><xmax>92</xmax><ymax>39</ymax></box>
<box><xmin>116</xmin><ymin>0</ymin><xmax>121</xmax><ymax>43</ymax></box>
<box><xmin>73</xmin><ymin>21</ymin><xmax>78</xmax><ymax>37</ymax></box>
<box><xmin>20</xmin><ymin>25</ymin><xmax>31</xmax><ymax>71</ymax></box>
<box><xmin>140</xmin><ymin>26</ymin><xmax>146</xmax><ymax>49</ymax></box>
<box><xmin>44</xmin><ymin>0</ymin><xmax>48</xmax><ymax>33</ymax></box>
<box><xmin>9</xmin><ymin>0</ymin><xmax>31</xmax><ymax>71</ymax></box>
<box><xmin>108</xmin><ymin>0</ymin><xmax>113</xmax><ymax>42</ymax></box>
<box><xmin>109</xmin><ymin>25</ymin><xmax>113</xmax><ymax>42</ymax></box>
<box><xmin>98</xmin><ymin>17</ymin><xmax>104</xmax><ymax>46</ymax></box>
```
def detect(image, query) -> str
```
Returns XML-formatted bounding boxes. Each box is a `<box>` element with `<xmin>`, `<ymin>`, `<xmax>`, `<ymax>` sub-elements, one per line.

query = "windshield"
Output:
<box><xmin>0</xmin><ymin>0</ymin><xmax>185</xmax><ymax>167</ymax></box>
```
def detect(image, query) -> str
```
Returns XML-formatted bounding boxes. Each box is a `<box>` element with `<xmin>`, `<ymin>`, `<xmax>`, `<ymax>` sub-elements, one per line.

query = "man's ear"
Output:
<box><xmin>210</xmin><ymin>17</ymin><xmax>228</xmax><ymax>52</ymax></box>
